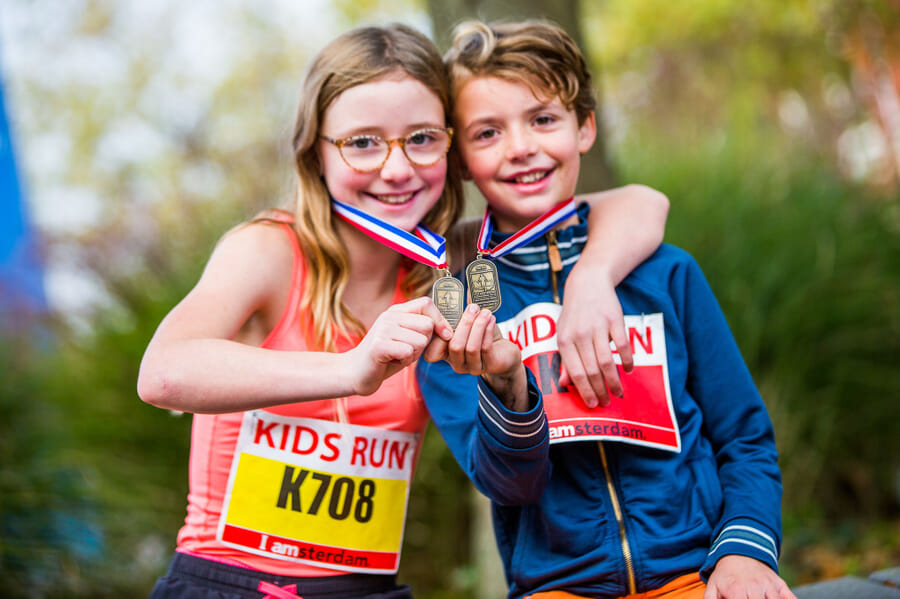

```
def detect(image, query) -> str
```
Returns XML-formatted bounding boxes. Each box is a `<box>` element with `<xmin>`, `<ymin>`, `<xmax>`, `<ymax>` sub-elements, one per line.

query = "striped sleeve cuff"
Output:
<box><xmin>476</xmin><ymin>369</ymin><xmax>546</xmax><ymax>450</ymax></box>
<box><xmin>701</xmin><ymin>518</ymin><xmax>780</xmax><ymax>580</ymax></box>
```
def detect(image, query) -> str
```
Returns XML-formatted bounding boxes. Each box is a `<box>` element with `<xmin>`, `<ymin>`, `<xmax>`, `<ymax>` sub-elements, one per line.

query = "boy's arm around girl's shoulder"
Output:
<box><xmin>417</xmin><ymin>358</ymin><xmax>552</xmax><ymax>505</ymax></box>
<box><xmin>444</xmin><ymin>184</ymin><xmax>669</xmax><ymax>275</ymax></box>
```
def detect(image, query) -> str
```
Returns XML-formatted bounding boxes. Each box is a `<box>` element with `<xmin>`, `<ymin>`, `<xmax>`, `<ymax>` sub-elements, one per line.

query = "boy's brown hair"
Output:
<box><xmin>444</xmin><ymin>20</ymin><xmax>596</xmax><ymax>125</ymax></box>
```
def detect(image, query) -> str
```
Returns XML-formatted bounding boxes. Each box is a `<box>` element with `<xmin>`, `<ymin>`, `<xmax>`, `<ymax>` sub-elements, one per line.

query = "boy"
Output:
<box><xmin>417</xmin><ymin>20</ymin><xmax>795</xmax><ymax>599</ymax></box>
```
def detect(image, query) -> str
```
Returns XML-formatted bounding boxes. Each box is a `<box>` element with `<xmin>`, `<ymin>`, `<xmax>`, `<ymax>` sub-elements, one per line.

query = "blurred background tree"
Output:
<box><xmin>0</xmin><ymin>0</ymin><xmax>897</xmax><ymax>597</ymax></box>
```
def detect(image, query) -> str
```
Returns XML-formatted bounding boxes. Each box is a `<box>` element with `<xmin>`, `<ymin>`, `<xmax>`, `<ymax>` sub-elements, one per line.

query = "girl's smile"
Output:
<box><xmin>319</xmin><ymin>74</ymin><xmax>448</xmax><ymax>232</ymax></box>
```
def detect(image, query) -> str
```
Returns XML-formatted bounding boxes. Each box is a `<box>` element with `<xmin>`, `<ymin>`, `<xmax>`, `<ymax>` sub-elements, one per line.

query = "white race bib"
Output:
<box><xmin>217</xmin><ymin>411</ymin><xmax>419</xmax><ymax>573</ymax></box>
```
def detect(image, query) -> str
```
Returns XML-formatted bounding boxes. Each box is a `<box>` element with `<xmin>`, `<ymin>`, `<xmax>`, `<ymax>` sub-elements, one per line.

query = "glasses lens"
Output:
<box><xmin>340</xmin><ymin>136</ymin><xmax>388</xmax><ymax>171</ymax></box>
<box><xmin>404</xmin><ymin>129</ymin><xmax>450</xmax><ymax>166</ymax></box>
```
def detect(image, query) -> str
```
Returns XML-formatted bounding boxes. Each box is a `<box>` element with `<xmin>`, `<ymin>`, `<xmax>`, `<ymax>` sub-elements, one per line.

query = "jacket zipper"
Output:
<box><xmin>546</xmin><ymin>230</ymin><xmax>563</xmax><ymax>304</ymax></box>
<box><xmin>548</xmin><ymin>231</ymin><xmax>635</xmax><ymax>592</ymax></box>
<box><xmin>597</xmin><ymin>441</ymin><xmax>637</xmax><ymax>594</ymax></box>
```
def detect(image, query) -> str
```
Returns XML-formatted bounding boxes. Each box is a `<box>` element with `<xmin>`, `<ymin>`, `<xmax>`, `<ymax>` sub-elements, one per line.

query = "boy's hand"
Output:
<box><xmin>557</xmin><ymin>264</ymin><xmax>634</xmax><ymax>408</ymax></box>
<box><xmin>350</xmin><ymin>297</ymin><xmax>451</xmax><ymax>396</ymax></box>
<box><xmin>704</xmin><ymin>555</ymin><xmax>796</xmax><ymax>599</ymax></box>
<box><xmin>424</xmin><ymin>303</ymin><xmax>528</xmax><ymax>411</ymax></box>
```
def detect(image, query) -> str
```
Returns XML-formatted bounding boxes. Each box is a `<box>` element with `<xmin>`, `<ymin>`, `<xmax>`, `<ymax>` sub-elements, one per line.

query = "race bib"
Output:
<box><xmin>217</xmin><ymin>411</ymin><xmax>419</xmax><ymax>573</ymax></box>
<box><xmin>500</xmin><ymin>305</ymin><xmax>681</xmax><ymax>452</ymax></box>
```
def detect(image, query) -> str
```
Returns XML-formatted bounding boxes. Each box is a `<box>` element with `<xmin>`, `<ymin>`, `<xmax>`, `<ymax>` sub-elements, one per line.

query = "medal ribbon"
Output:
<box><xmin>476</xmin><ymin>197</ymin><xmax>576</xmax><ymax>258</ymax></box>
<box><xmin>331</xmin><ymin>198</ymin><xmax>448</xmax><ymax>269</ymax></box>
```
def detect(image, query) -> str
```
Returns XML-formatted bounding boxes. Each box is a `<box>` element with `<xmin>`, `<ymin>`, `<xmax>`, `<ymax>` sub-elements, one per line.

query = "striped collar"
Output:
<box><xmin>487</xmin><ymin>202</ymin><xmax>590</xmax><ymax>282</ymax></box>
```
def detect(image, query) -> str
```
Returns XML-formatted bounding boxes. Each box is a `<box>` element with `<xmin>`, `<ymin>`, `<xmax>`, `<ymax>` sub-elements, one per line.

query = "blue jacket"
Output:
<box><xmin>417</xmin><ymin>207</ymin><xmax>783</xmax><ymax>598</ymax></box>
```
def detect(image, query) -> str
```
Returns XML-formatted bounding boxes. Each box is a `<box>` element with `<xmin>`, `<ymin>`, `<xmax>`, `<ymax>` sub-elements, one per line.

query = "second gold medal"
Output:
<box><xmin>465</xmin><ymin>256</ymin><xmax>502</xmax><ymax>312</ymax></box>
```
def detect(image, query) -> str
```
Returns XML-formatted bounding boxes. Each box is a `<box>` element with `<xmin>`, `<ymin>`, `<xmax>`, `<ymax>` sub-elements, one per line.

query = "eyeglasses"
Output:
<box><xmin>319</xmin><ymin>127</ymin><xmax>453</xmax><ymax>173</ymax></box>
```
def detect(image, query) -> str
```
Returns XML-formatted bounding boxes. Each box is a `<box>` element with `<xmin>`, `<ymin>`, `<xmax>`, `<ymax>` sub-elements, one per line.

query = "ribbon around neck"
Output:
<box><xmin>331</xmin><ymin>198</ymin><xmax>448</xmax><ymax>269</ymax></box>
<box><xmin>476</xmin><ymin>197</ymin><xmax>577</xmax><ymax>258</ymax></box>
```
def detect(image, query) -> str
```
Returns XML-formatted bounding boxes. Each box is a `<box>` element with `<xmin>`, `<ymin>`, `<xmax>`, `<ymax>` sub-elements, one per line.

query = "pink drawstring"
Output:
<box><xmin>258</xmin><ymin>580</ymin><xmax>303</xmax><ymax>599</ymax></box>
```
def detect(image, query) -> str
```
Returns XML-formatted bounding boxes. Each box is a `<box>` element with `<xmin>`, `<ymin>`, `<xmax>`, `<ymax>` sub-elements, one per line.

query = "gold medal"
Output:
<box><xmin>432</xmin><ymin>272</ymin><xmax>464</xmax><ymax>329</ymax></box>
<box><xmin>465</xmin><ymin>198</ymin><xmax>575</xmax><ymax>315</ymax></box>
<box><xmin>465</xmin><ymin>256</ymin><xmax>502</xmax><ymax>312</ymax></box>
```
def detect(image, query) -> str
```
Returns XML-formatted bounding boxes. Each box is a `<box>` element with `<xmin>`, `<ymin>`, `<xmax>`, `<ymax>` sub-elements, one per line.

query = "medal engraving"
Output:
<box><xmin>465</xmin><ymin>258</ymin><xmax>502</xmax><ymax>312</ymax></box>
<box><xmin>432</xmin><ymin>276</ymin><xmax>464</xmax><ymax>329</ymax></box>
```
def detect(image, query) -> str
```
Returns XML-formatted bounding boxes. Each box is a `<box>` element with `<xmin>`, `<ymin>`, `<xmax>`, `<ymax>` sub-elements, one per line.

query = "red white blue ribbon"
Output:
<box><xmin>476</xmin><ymin>197</ymin><xmax>577</xmax><ymax>258</ymax></box>
<box><xmin>332</xmin><ymin>198</ymin><xmax>448</xmax><ymax>269</ymax></box>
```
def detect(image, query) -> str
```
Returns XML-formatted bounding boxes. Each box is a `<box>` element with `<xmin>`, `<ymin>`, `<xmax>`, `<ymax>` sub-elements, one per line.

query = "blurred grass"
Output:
<box><xmin>1</xmin><ymin>131</ymin><xmax>898</xmax><ymax>595</ymax></box>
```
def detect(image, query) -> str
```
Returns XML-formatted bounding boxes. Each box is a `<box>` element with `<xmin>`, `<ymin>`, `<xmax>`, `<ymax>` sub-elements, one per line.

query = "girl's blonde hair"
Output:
<box><xmin>445</xmin><ymin>20</ymin><xmax>596</xmax><ymax>125</ymax></box>
<box><xmin>289</xmin><ymin>24</ymin><xmax>463</xmax><ymax>351</ymax></box>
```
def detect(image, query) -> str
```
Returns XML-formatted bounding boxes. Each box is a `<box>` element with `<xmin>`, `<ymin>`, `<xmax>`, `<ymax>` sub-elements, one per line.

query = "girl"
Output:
<box><xmin>138</xmin><ymin>23</ymin><xmax>667</xmax><ymax>599</ymax></box>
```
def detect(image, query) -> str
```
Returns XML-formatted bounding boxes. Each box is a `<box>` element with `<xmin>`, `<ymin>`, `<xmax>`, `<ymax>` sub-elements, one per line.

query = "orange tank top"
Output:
<box><xmin>175</xmin><ymin>212</ymin><xmax>430</xmax><ymax>576</ymax></box>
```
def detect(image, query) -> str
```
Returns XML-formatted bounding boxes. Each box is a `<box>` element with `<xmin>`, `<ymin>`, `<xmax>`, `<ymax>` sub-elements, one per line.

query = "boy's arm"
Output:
<box><xmin>561</xmin><ymin>184</ymin><xmax>669</xmax><ymax>407</ymax></box>
<box><xmin>418</xmin><ymin>309</ymin><xmax>551</xmax><ymax>505</ymax></box>
<box><xmin>705</xmin><ymin>555</ymin><xmax>796</xmax><ymax>599</ymax></box>
<box><xmin>424</xmin><ymin>304</ymin><xmax>529</xmax><ymax>411</ymax></box>
<box><xmin>417</xmin><ymin>359</ymin><xmax>550</xmax><ymax>505</ymax></box>
<box><xmin>673</xmin><ymin>254</ymin><xmax>784</xmax><ymax>583</ymax></box>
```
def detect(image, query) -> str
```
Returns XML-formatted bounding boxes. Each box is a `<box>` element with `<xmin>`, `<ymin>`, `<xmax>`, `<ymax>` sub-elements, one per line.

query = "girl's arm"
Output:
<box><xmin>561</xmin><ymin>184</ymin><xmax>669</xmax><ymax>407</ymax></box>
<box><xmin>137</xmin><ymin>223</ymin><xmax>447</xmax><ymax>414</ymax></box>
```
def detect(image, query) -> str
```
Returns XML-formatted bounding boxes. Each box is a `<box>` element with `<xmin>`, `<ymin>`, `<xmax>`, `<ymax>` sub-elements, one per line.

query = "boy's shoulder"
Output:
<box><xmin>624</xmin><ymin>242</ymin><xmax>700</xmax><ymax>288</ymax></box>
<box><xmin>647</xmin><ymin>242</ymin><xmax>694</xmax><ymax>262</ymax></box>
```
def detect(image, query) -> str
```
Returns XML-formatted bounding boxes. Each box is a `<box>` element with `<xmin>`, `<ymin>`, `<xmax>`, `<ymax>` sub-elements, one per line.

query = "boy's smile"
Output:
<box><xmin>454</xmin><ymin>76</ymin><xmax>596</xmax><ymax>233</ymax></box>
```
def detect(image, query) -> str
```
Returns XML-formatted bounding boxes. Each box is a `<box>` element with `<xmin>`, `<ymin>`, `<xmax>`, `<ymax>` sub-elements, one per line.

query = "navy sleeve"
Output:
<box><xmin>416</xmin><ymin>357</ymin><xmax>551</xmax><ymax>505</ymax></box>
<box><xmin>671</xmin><ymin>255</ymin><xmax>783</xmax><ymax>579</ymax></box>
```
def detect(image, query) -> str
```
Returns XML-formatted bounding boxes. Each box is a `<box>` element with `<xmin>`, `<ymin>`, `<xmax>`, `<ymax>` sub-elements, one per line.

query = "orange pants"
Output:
<box><xmin>526</xmin><ymin>572</ymin><xmax>705</xmax><ymax>599</ymax></box>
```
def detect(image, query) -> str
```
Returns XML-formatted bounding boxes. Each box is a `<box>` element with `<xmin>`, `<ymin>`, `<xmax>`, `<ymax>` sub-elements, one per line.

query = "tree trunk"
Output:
<box><xmin>427</xmin><ymin>0</ymin><xmax>617</xmax><ymax>193</ymax></box>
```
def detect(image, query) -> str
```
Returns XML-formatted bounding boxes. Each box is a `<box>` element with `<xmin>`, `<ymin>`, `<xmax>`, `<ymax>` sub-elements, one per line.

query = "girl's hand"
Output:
<box><xmin>349</xmin><ymin>297</ymin><xmax>451</xmax><ymax>396</ymax></box>
<box><xmin>557</xmin><ymin>264</ymin><xmax>634</xmax><ymax>408</ymax></box>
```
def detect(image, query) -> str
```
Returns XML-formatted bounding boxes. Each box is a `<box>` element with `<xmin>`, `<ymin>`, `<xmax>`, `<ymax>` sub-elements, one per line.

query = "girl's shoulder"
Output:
<box><xmin>249</xmin><ymin>208</ymin><xmax>295</xmax><ymax>225</ymax></box>
<box><xmin>222</xmin><ymin>207</ymin><xmax>299</xmax><ymax>250</ymax></box>
<box><xmin>200</xmin><ymin>213</ymin><xmax>302</xmax><ymax>340</ymax></box>
<box><xmin>210</xmin><ymin>212</ymin><xmax>300</xmax><ymax>297</ymax></box>
<box><xmin>220</xmin><ymin>215</ymin><xmax>295</xmax><ymax>257</ymax></box>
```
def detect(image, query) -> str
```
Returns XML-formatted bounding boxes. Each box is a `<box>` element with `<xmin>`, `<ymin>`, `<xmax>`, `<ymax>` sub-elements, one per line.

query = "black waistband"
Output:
<box><xmin>168</xmin><ymin>552</ymin><xmax>402</xmax><ymax>596</ymax></box>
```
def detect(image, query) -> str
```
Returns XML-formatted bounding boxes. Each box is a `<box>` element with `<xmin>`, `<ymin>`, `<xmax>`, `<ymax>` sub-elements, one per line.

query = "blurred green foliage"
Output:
<box><xmin>2</xmin><ymin>0</ymin><xmax>899</xmax><ymax>597</ymax></box>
